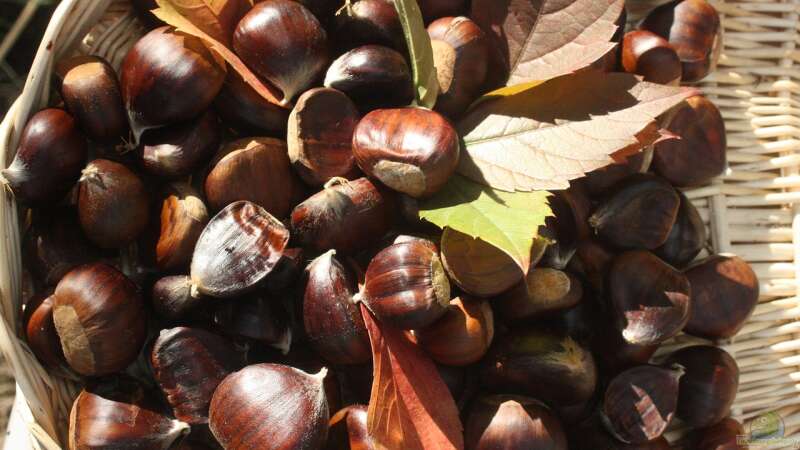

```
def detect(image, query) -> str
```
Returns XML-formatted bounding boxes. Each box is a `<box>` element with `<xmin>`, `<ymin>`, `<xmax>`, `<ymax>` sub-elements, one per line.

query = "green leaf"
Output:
<box><xmin>392</xmin><ymin>0</ymin><xmax>438</xmax><ymax>108</ymax></box>
<box><xmin>419</xmin><ymin>175</ymin><xmax>552</xmax><ymax>272</ymax></box>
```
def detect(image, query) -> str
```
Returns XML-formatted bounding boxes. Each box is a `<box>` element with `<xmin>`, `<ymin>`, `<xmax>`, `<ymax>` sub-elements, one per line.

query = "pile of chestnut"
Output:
<box><xmin>5</xmin><ymin>0</ymin><xmax>756</xmax><ymax>448</ymax></box>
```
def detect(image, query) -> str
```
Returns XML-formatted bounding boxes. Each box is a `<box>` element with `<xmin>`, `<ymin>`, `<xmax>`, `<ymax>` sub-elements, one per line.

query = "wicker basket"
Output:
<box><xmin>1</xmin><ymin>0</ymin><xmax>799</xmax><ymax>448</ymax></box>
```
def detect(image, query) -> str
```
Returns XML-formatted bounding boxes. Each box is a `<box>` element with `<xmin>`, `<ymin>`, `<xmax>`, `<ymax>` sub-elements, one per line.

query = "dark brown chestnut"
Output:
<box><xmin>336</xmin><ymin>0</ymin><xmax>406</xmax><ymax>51</ymax></box>
<box><xmin>568</xmin><ymin>239</ymin><xmax>615</xmax><ymax>295</ymax></box>
<box><xmin>77</xmin><ymin>158</ymin><xmax>150</xmax><ymax>249</ymax></box>
<box><xmin>496</xmin><ymin>268</ymin><xmax>583</xmax><ymax>322</ymax></box>
<box><xmin>665</xmin><ymin>345</ymin><xmax>739</xmax><ymax>428</ymax></box>
<box><xmin>602</xmin><ymin>364</ymin><xmax>683</xmax><ymax>444</ymax></box>
<box><xmin>415</xmin><ymin>295</ymin><xmax>494</xmax><ymax>366</ymax></box>
<box><xmin>418</xmin><ymin>0</ymin><xmax>465</xmax><ymax>23</ymax></box>
<box><xmin>2</xmin><ymin>108</ymin><xmax>87</xmax><ymax>204</ymax></box>
<box><xmin>361</xmin><ymin>239</ymin><xmax>451</xmax><ymax>329</ymax></box>
<box><xmin>24</xmin><ymin>293</ymin><xmax>66</xmax><ymax>369</ymax></box>
<box><xmin>428</xmin><ymin>16</ymin><xmax>488</xmax><ymax>118</ymax></box>
<box><xmin>263</xmin><ymin>247</ymin><xmax>305</xmax><ymax>294</ymax></box>
<box><xmin>156</xmin><ymin>183</ymin><xmax>209</xmax><ymax>272</ymax></box>
<box><xmin>152</xmin><ymin>275</ymin><xmax>206</xmax><ymax>320</ymax></box>
<box><xmin>640</xmin><ymin>0</ymin><xmax>722</xmax><ymax>82</ymax></box>
<box><xmin>288</xmin><ymin>88</ymin><xmax>361</xmax><ymax>186</ymax></box>
<box><xmin>684</xmin><ymin>417</ymin><xmax>746</xmax><ymax>450</ymax></box>
<box><xmin>327</xmin><ymin>404</ymin><xmax>374</xmax><ymax>450</ymax></box>
<box><xmin>652</xmin><ymin>95</ymin><xmax>727</xmax><ymax>187</ymax></box>
<box><xmin>290</xmin><ymin>177</ymin><xmax>395</xmax><ymax>254</ymax></box>
<box><xmin>465</xmin><ymin>395</ymin><xmax>567</xmax><ymax>450</ymax></box>
<box><xmin>684</xmin><ymin>255</ymin><xmax>758</xmax><ymax>340</ymax></box>
<box><xmin>121</xmin><ymin>26</ymin><xmax>225</xmax><ymax>140</ymax></box>
<box><xmin>205</xmin><ymin>137</ymin><xmax>304</xmax><ymax>217</ymax></box>
<box><xmin>572</xmin><ymin>415</ymin><xmax>671</xmax><ymax>450</ymax></box>
<box><xmin>440</xmin><ymin>228</ymin><xmax>524</xmax><ymax>297</ymax></box>
<box><xmin>190</xmin><ymin>201</ymin><xmax>290</xmax><ymax>298</ymax></box>
<box><xmin>353</xmin><ymin>107</ymin><xmax>460</xmax><ymax>198</ymax></box>
<box><xmin>140</xmin><ymin>110</ymin><xmax>221</xmax><ymax>180</ymax></box>
<box><xmin>303</xmin><ymin>250</ymin><xmax>370</xmax><ymax>365</ymax></box>
<box><xmin>214</xmin><ymin>69</ymin><xmax>291</xmax><ymax>136</ymax></box>
<box><xmin>212</xmin><ymin>291</ymin><xmax>291</xmax><ymax>352</ymax></box>
<box><xmin>58</xmin><ymin>55</ymin><xmax>128</xmax><ymax>144</ymax></box>
<box><xmin>581</xmin><ymin>150</ymin><xmax>652</xmax><ymax>198</ymax></box>
<box><xmin>52</xmin><ymin>262</ymin><xmax>147</xmax><ymax>376</ymax></box>
<box><xmin>152</xmin><ymin>327</ymin><xmax>245</xmax><ymax>424</ymax></box>
<box><xmin>609</xmin><ymin>250</ymin><xmax>691</xmax><ymax>345</ymax></box>
<box><xmin>209</xmin><ymin>363</ymin><xmax>329</xmax><ymax>450</ymax></box>
<box><xmin>69</xmin><ymin>376</ymin><xmax>190</xmax><ymax>450</ymax></box>
<box><xmin>655</xmin><ymin>190</ymin><xmax>707</xmax><ymax>268</ymax></box>
<box><xmin>233</xmin><ymin>0</ymin><xmax>329</xmax><ymax>101</ymax></box>
<box><xmin>621</xmin><ymin>30</ymin><xmax>682</xmax><ymax>85</ymax></box>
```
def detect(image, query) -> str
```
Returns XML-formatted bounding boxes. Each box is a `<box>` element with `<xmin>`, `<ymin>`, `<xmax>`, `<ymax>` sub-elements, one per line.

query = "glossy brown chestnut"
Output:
<box><xmin>209</xmin><ymin>363</ymin><xmax>329</xmax><ymax>450</ymax></box>
<box><xmin>69</xmin><ymin>376</ymin><xmax>190</xmax><ymax>450</ymax></box>
<box><xmin>290</xmin><ymin>177</ymin><xmax>395</xmax><ymax>254</ymax></box>
<box><xmin>496</xmin><ymin>268</ymin><xmax>583</xmax><ymax>322</ymax></box>
<box><xmin>327</xmin><ymin>404</ymin><xmax>374</xmax><ymax>450</ymax></box>
<box><xmin>415</xmin><ymin>296</ymin><xmax>494</xmax><ymax>366</ymax></box>
<box><xmin>2</xmin><ymin>108</ymin><xmax>87</xmax><ymax>204</ymax></box>
<box><xmin>52</xmin><ymin>262</ymin><xmax>147</xmax><ymax>376</ymax></box>
<box><xmin>140</xmin><ymin>110</ymin><xmax>221</xmax><ymax>180</ymax></box>
<box><xmin>336</xmin><ymin>0</ymin><xmax>406</xmax><ymax>51</ymax></box>
<box><xmin>156</xmin><ymin>183</ymin><xmax>209</xmax><ymax>272</ymax></box>
<box><xmin>418</xmin><ymin>0</ymin><xmax>465</xmax><ymax>23</ymax></box>
<box><xmin>362</xmin><ymin>239</ymin><xmax>451</xmax><ymax>329</ymax></box>
<box><xmin>214</xmin><ymin>69</ymin><xmax>290</xmax><ymax>136</ymax></box>
<box><xmin>24</xmin><ymin>293</ymin><xmax>66</xmax><ymax>369</ymax></box>
<box><xmin>652</xmin><ymin>95</ymin><xmax>726</xmax><ymax>187</ymax></box>
<box><xmin>684</xmin><ymin>255</ymin><xmax>758</xmax><ymax>340</ymax></box>
<box><xmin>59</xmin><ymin>55</ymin><xmax>128</xmax><ymax>143</ymax></box>
<box><xmin>440</xmin><ymin>228</ymin><xmax>524</xmax><ymax>297</ymax></box>
<box><xmin>621</xmin><ymin>30</ymin><xmax>682</xmax><ymax>85</ymax></box>
<box><xmin>121</xmin><ymin>27</ymin><xmax>225</xmax><ymax>140</ymax></box>
<box><xmin>684</xmin><ymin>417</ymin><xmax>746</xmax><ymax>450</ymax></box>
<box><xmin>582</xmin><ymin>150</ymin><xmax>652</xmax><ymax>198</ymax></box>
<box><xmin>640</xmin><ymin>0</ymin><xmax>722</xmax><ymax>82</ymax></box>
<box><xmin>665</xmin><ymin>345</ymin><xmax>739</xmax><ymax>428</ymax></box>
<box><xmin>152</xmin><ymin>327</ymin><xmax>245</xmax><ymax>424</ymax></box>
<box><xmin>656</xmin><ymin>190</ymin><xmax>707</xmax><ymax>268</ymax></box>
<box><xmin>465</xmin><ymin>395</ymin><xmax>567</xmax><ymax>450</ymax></box>
<box><xmin>288</xmin><ymin>88</ymin><xmax>361</xmax><ymax>186</ymax></box>
<box><xmin>77</xmin><ymin>159</ymin><xmax>150</xmax><ymax>249</ymax></box>
<box><xmin>353</xmin><ymin>107</ymin><xmax>460</xmax><ymax>198</ymax></box>
<box><xmin>609</xmin><ymin>250</ymin><xmax>691</xmax><ymax>345</ymax></box>
<box><xmin>205</xmin><ymin>137</ymin><xmax>304</xmax><ymax>217</ymax></box>
<box><xmin>428</xmin><ymin>16</ymin><xmax>488</xmax><ymax>118</ymax></box>
<box><xmin>303</xmin><ymin>250</ymin><xmax>371</xmax><ymax>365</ymax></box>
<box><xmin>152</xmin><ymin>275</ymin><xmax>206</xmax><ymax>320</ymax></box>
<box><xmin>602</xmin><ymin>364</ymin><xmax>683</xmax><ymax>444</ymax></box>
<box><xmin>212</xmin><ymin>291</ymin><xmax>291</xmax><ymax>352</ymax></box>
<box><xmin>190</xmin><ymin>201</ymin><xmax>290</xmax><ymax>298</ymax></box>
<box><xmin>233</xmin><ymin>0</ymin><xmax>329</xmax><ymax>101</ymax></box>
<box><xmin>568</xmin><ymin>239</ymin><xmax>615</xmax><ymax>295</ymax></box>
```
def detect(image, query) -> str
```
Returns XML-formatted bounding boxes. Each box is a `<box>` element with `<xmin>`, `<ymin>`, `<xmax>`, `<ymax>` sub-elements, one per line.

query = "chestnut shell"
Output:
<box><xmin>465</xmin><ymin>395</ymin><xmax>567</xmax><ymax>450</ymax></box>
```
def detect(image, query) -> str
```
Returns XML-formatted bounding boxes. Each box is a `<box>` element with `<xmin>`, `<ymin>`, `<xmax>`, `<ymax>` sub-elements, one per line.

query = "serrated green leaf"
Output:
<box><xmin>392</xmin><ymin>0</ymin><xmax>438</xmax><ymax>108</ymax></box>
<box><xmin>419</xmin><ymin>175</ymin><xmax>552</xmax><ymax>272</ymax></box>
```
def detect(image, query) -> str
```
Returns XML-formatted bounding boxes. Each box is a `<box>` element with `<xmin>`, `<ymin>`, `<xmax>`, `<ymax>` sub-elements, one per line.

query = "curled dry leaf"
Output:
<box><xmin>156</xmin><ymin>0</ymin><xmax>250</xmax><ymax>46</ymax></box>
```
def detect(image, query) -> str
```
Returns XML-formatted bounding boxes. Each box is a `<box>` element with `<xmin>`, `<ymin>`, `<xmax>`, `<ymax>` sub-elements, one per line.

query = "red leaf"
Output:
<box><xmin>360</xmin><ymin>304</ymin><xmax>464</xmax><ymax>450</ymax></box>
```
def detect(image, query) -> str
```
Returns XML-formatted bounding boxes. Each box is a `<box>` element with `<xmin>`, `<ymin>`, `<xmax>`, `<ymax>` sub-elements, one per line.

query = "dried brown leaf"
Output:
<box><xmin>160</xmin><ymin>0</ymin><xmax>250</xmax><ymax>45</ymax></box>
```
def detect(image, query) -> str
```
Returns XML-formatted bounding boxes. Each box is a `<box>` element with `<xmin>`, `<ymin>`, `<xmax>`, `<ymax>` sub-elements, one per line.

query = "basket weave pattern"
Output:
<box><xmin>0</xmin><ymin>0</ymin><xmax>798</xmax><ymax>447</ymax></box>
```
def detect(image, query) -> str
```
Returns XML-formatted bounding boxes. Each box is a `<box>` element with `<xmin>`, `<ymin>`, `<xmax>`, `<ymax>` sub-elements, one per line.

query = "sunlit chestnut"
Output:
<box><xmin>24</xmin><ymin>293</ymin><xmax>66</xmax><ymax>369</ymax></box>
<box><xmin>77</xmin><ymin>159</ymin><xmax>150</xmax><ymax>249</ymax></box>
<box><xmin>209</xmin><ymin>363</ymin><xmax>329</xmax><ymax>450</ymax></box>
<box><xmin>52</xmin><ymin>262</ymin><xmax>147</xmax><ymax>376</ymax></box>
<box><xmin>233</xmin><ymin>0</ymin><xmax>329</xmax><ymax>101</ymax></box>
<box><xmin>465</xmin><ymin>395</ymin><xmax>567</xmax><ymax>450</ymax></box>
<box><xmin>496</xmin><ymin>268</ymin><xmax>583</xmax><ymax>322</ymax></box>
<box><xmin>655</xmin><ymin>190</ymin><xmax>706</xmax><ymax>268</ymax></box>
<box><xmin>440</xmin><ymin>228</ymin><xmax>523</xmax><ymax>297</ymax></box>
<box><xmin>640</xmin><ymin>0</ymin><xmax>722</xmax><ymax>82</ymax></box>
<box><xmin>156</xmin><ymin>183</ymin><xmax>209</xmax><ymax>272</ymax></box>
<box><xmin>353</xmin><ymin>108</ymin><xmax>460</xmax><ymax>198</ymax></box>
<box><xmin>336</xmin><ymin>0</ymin><xmax>406</xmax><ymax>51</ymax></box>
<box><xmin>652</xmin><ymin>95</ymin><xmax>726</xmax><ymax>187</ymax></box>
<box><xmin>288</xmin><ymin>88</ymin><xmax>361</xmax><ymax>186</ymax></box>
<box><xmin>212</xmin><ymin>291</ymin><xmax>292</xmax><ymax>353</ymax></box>
<box><xmin>214</xmin><ymin>69</ymin><xmax>290</xmax><ymax>136</ymax></box>
<box><xmin>140</xmin><ymin>110</ymin><xmax>221</xmax><ymax>180</ymax></box>
<box><xmin>684</xmin><ymin>255</ymin><xmax>758</xmax><ymax>340</ymax></box>
<box><xmin>325</xmin><ymin>46</ymin><xmax>414</xmax><ymax>112</ymax></box>
<box><xmin>684</xmin><ymin>417</ymin><xmax>746</xmax><ymax>450</ymax></box>
<box><xmin>328</xmin><ymin>404</ymin><xmax>374</xmax><ymax>450</ymax></box>
<box><xmin>2</xmin><ymin>108</ymin><xmax>87</xmax><ymax>204</ymax></box>
<box><xmin>415</xmin><ymin>296</ymin><xmax>493</xmax><ymax>366</ymax></box>
<box><xmin>621</xmin><ymin>30</ymin><xmax>682</xmax><ymax>85</ymax></box>
<box><xmin>152</xmin><ymin>275</ymin><xmax>206</xmax><ymax>320</ymax></box>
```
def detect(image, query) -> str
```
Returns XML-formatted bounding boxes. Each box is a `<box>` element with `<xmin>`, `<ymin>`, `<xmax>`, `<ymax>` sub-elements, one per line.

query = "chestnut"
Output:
<box><xmin>209</xmin><ymin>363</ymin><xmax>329</xmax><ymax>450</ymax></box>
<box><xmin>684</xmin><ymin>255</ymin><xmax>759</xmax><ymax>340</ymax></box>
<box><xmin>212</xmin><ymin>291</ymin><xmax>291</xmax><ymax>352</ymax></box>
<box><xmin>290</xmin><ymin>177</ymin><xmax>395</xmax><ymax>254</ymax></box>
<box><xmin>440</xmin><ymin>228</ymin><xmax>523</xmax><ymax>297</ymax></box>
<box><xmin>336</xmin><ymin>0</ymin><xmax>406</xmax><ymax>52</ymax></box>
<box><xmin>418</xmin><ymin>0</ymin><xmax>465</xmax><ymax>23</ymax></box>
<box><xmin>328</xmin><ymin>404</ymin><xmax>374</xmax><ymax>450</ymax></box>
<box><xmin>665</xmin><ymin>345</ymin><xmax>739</xmax><ymax>428</ymax></box>
<box><xmin>233</xmin><ymin>0</ymin><xmax>329</xmax><ymax>101</ymax></box>
<box><xmin>156</xmin><ymin>183</ymin><xmax>209</xmax><ymax>272</ymax></box>
<box><xmin>140</xmin><ymin>110</ymin><xmax>221</xmax><ymax>180</ymax></box>
<box><xmin>121</xmin><ymin>27</ymin><xmax>225</xmax><ymax>140</ymax></box>
<box><xmin>621</xmin><ymin>30</ymin><xmax>682</xmax><ymax>85</ymax></box>
<box><xmin>69</xmin><ymin>376</ymin><xmax>190</xmax><ymax>450</ymax></box>
<box><xmin>24</xmin><ymin>293</ymin><xmax>66</xmax><ymax>369</ymax></box>
<box><xmin>130</xmin><ymin>0</ymin><xmax>164</xmax><ymax>29</ymax></box>
<box><xmin>572</xmin><ymin>415</ymin><xmax>671</xmax><ymax>450</ymax></box>
<box><xmin>655</xmin><ymin>190</ymin><xmax>707</xmax><ymax>268</ymax></box>
<box><xmin>190</xmin><ymin>201</ymin><xmax>290</xmax><ymax>298</ymax></box>
<box><xmin>496</xmin><ymin>268</ymin><xmax>583</xmax><ymax>322</ymax></box>
<box><xmin>582</xmin><ymin>150</ymin><xmax>652</xmax><ymax>198</ymax></box>
<box><xmin>78</xmin><ymin>159</ymin><xmax>150</xmax><ymax>249</ymax></box>
<box><xmin>263</xmin><ymin>247</ymin><xmax>305</xmax><ymax>294</ymax></box>
<box><xmin>602</xmin><ymin>364</ymin><xmax>683</xmax><ymax>444</ymax></box>
<box><xmin>428</xmin><ymin>16</ymin><xmax>488</xmax><ymax>118</ymax></box>
<box><xmin>684</xmin><ymin>417</ymin><xmax>745</xmax><ymax>450</ymax></box>
<box><xmin>652</xmin><ymin>95</ymin><xmax>726</xmax><ymax>187</ymax></box>
<box><xmin>568</xmin><ymin>238</ymin><xmax>615</xmax><ymax>294</ymax></box>
<box><xmin>58</xmin><ymin>55</ymin><xmax>128</xmax><ymax>144</ymax></box>
<box><xmin>415</xmin><ymin>296</ymin><xmax>494</xmax><ymax>366</ymax></box>
<box><xmin>303</xmin><ymin>250</ymin><xmax>371</xmax><ymax>365</ymax></box>
<box><xmin>609</xmin><ymin>250</ymin><xmax>691</xmax><ymax>345</ymax></box>
<box><xmin>214</xmin><ymin>69</ymin><xmax>290</xmax><ymax>136</ymax></box>
<box><xmin>288</xmin><ymin>88</ymin><xmax>361</xmax><ymax>186</ymax></box>
<box><xmin>640</xmin><ymin>0</ymin><xmax>722</xmax><ymax>82</ymax></box>
<box><xmin>152</xmin><ymin>327</ymin><xmax>245</xmax><ymax>424</ymax></box>
<box><xmin>361</xmin><ymin>239</ymin><xmax>451</xmax><ymax>329</ymax></box>
<box><xmin>152</xmin><ymin>275</ymin><xmax>206</xmax><ymax>320</ymax></box>
<box><xmin>205</xmin><ymin>137</ymin><xmax>304</xmax><ymax>217</ymax></box>
<box><xmin>2</xmin><ymin>108</ymin><xmax>87</xmax><ymax>204</ymax></box>
<box><xmin>465</xmin><ymin>395</ymin><xmax>567</xmax><ymax>450</ymax></box>
<box><xmin>52</xmin><ymin>262</ymin><xmax>147</xmax><ymax>376</ymax></box>
<box><xmin>352</xmin><ymin>107</ymin><xmax>460</xmax><ymax>198</ymax></box>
